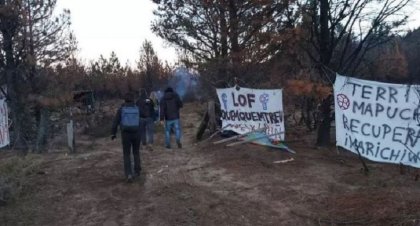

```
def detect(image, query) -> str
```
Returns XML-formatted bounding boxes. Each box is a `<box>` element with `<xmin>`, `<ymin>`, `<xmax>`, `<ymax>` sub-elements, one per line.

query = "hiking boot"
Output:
<box><xmin>165</xmin><ymin>145</ymin><xmax>171</xmax><ymax>150</ymax></box>
<box><xmin>177</xmin><ymin>142</ymin><xmax>182</xmax><ymax>149</ymax></box>
<box><xmin>126</xmin><ymin>175</ymin><xmax>133</xmax><ymax>183</ymax></box>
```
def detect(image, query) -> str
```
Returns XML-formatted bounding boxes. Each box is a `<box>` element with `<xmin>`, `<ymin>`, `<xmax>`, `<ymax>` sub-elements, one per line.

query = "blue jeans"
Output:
<box><xmin>165</xmin><ymin>119</ymin><xmax>181</xmax><ymax>147</ymax></box>
<box><xmin>140</xmin><ymin>117</ymin><xmax>155</xmax><ymax>145</ymax></box>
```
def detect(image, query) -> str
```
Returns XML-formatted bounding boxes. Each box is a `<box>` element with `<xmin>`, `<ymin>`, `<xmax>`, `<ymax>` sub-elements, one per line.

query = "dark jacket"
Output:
<box><xmin>111</xmin><ymin>102</ymin><xmax>140</xmax><ymax>135</ymax></box>
<box><xmin>136</xmin><ymin>98</ymin><xmax>155</xmax><ymax>118</ymax></box>
<box><xmin>160</xmin><ymin>88</ymin><xmax>183</xmax><ymax>121</ymax></box>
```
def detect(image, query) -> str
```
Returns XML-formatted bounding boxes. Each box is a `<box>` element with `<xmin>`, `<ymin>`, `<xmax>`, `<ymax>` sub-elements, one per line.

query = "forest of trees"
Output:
<box><xmin>1</xmin><ymin>0</ymin><xmax>420</xmax><ymax>151</ymax></box>
<box><xmin>151</xmin><ymin>0</ymin><xmax>419</xmax><ymax>145</ymax></box>
<box><xmin>0</xmin><ymin>0</ymin><xmax>175</xmax><ymax>152</ymax></box>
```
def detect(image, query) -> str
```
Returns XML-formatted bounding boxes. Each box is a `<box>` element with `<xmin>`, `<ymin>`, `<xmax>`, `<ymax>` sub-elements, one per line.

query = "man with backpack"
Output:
<box><xmin>111</xmin><ymin>93</ymin><xmax>141</xmax><ymax>183</ymax></box>
<box><xmin>160</xmin><ymin>87</ymin><xmax>183</xmax><ymax>149</ymax></box>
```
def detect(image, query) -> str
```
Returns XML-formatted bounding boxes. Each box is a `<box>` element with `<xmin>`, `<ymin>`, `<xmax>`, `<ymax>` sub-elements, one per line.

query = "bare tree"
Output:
<box><xmin>0</xmin><ymin>0</ymin><xmax>76</xmax><ymax>152</ymax></box>
<box><xmin>298</xmin><ymin>0</ymin><xmax>412</xmax><ymax>145</ymax></box>
<box><xmin>151</xmin><ymin>0</ymin><xmax>296</xmax><ymax>81</ymax></box>
<box><xmin>302</xmin><ymin>0</ymin><xmax>410</xmax><ymax>74</ymax></box>
<box><xmin>137</xmin><ymin>40</ymin><xmax>162</xmax><ymax>92</ymax></box>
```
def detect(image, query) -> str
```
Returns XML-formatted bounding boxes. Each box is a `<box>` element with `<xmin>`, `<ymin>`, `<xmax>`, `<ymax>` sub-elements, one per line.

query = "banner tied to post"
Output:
<box><xmin>216</xmin><ymin>87</ymin><xmax>284</xmax><ymax>141</ymax></box>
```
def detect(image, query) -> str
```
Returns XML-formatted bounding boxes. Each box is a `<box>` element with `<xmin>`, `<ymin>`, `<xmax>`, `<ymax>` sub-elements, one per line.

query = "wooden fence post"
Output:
<box><xmin>208</xmin><ymin>100</ymin><xmax>216</xmax><ymax>132</ymax></box>
<box><xmin>67</xmin><ymin>107</ymin><xmax>75</xmax><ymax>153</ymax></box>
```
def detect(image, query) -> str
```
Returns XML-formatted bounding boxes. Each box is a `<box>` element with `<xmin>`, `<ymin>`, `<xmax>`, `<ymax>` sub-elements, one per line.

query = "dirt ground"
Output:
<box><xmin>1</xmin><ymin>103</ymin><xmax>420</xmax><ymax>226</ymax></box>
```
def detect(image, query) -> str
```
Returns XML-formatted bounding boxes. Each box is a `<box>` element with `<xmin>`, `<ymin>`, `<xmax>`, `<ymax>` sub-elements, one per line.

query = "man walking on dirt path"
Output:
<box><xmin>160</xmin><ymin>87</ymin><xmax>183</xmax><ymax>149</ymax></box>
<box><xmin>137</xmin><ymin>90</ymin><xmax>156</xmax><ymax>151</ymax></box>
<box><xmin>111</xmin><ymin>93</ymin><xmax>141</xmax><ymax>183</ymax></box>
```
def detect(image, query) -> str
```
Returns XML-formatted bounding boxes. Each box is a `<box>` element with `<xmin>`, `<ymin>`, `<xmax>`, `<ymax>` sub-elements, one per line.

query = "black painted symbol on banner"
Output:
<box><xmin>337</xmin><ymin>94</ymin><xmax>350</xmax><ymax>110</ymax></box>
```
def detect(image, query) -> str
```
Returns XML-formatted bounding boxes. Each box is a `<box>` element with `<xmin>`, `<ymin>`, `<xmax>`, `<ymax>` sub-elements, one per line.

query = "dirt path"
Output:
<box><xmin>1</xmin><ymin>103</ymin><xmax>420</xmax><ymax>226</ymax></box>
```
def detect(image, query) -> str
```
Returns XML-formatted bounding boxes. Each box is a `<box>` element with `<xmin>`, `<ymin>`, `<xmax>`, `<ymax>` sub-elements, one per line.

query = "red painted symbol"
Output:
<box><xmin>337</xmin><ymin>94</ymin><xmax>350</xmax><ymax>110</ymax></box>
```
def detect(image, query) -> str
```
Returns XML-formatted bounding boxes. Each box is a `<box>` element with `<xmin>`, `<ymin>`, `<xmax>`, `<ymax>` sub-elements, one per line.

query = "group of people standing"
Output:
<box><xmin>111</xmin><ymin>87</ymin><xmax>183</xmax><ymax>182</ymax></box>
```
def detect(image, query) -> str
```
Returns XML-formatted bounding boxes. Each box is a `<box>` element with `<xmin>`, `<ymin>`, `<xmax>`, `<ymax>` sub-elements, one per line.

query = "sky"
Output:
<box><xmin>56</xmin><ymin>0</ymin><xmax>420</xmax><ymax>67</ymax></box>
<box><xmin>55</xmin><ymin>0</ymin><xmax>178</xmax><ymax>66</ymax></box>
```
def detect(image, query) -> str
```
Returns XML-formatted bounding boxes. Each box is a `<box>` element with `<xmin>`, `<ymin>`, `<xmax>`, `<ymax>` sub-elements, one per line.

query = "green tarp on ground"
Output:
<box><xmin>243</xmin><ymin>131</ymin><xmax>295</xmax><ymax>154</ymax></box>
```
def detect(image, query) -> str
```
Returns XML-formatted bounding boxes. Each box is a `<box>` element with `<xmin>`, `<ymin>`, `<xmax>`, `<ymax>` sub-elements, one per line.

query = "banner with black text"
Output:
<box><xmin>216</xmin><ymin>87</ymin><xmax>284</xmax><ymax>141</ymax></box>
<box><xmin>335</xmin><ymin>75</ymin><xmax>420</xmax><ymax>168</ymax></box>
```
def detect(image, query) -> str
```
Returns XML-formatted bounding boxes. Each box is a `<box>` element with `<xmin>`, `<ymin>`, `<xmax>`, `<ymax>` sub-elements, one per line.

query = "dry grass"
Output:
<box><xmin>0</xmin><ymin>155</ymin><xmax>42</xmax><ymax>204</ymax></box>
<box><xmin>0</xmin><ymin>154</ymin><xmax>45</xmax><ymax>225</ymax></box>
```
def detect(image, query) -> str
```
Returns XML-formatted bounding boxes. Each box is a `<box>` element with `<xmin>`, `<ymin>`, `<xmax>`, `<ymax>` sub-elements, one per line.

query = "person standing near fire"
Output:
<box><xmin>160</xmin><ymin>87</ymin><xmax>183</xmax><ymax>149</ymax></box>
<box><xmin>149</xmin><ymin>91</ymin><xmax>160</xmax><ymax>122</ymax></box>
<box><xmin>137</xmin><ymin>90</ymin><xmax>156</xmax><ymax>151</ymax></box>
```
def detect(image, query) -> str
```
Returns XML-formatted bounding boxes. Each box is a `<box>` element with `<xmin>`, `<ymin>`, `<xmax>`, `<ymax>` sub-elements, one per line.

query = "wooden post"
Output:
<box><xmin>208</xmin><ymin>100</ymin><xmax>216</xmax><ymax>132</ymax></box>
<box><xmin>355</xmin><ymin>147</ymin><xmax>369</xmax><ymax>175</ymax></box>
<box><xmin>196</xmin><ymin>100</ymin><xmax>218</xmax><ymax>141</ymax></box>
<box><xmin>196</xmin><ymin>111</ymin><xmax>209</xmax><ymax>141</ymax></box>
<box><xmin>400</xmin><ymin>163</ymin><xmax>405</xmax><ymax>175</ymax></box>
<box><xmin>67</xmin><ymin>107</ymin><xmax>75</xmax><ymax>153</ymax></box>
<box><xmin>67</xmin><ymin>120</ymin><xmax>75</xmax><ymax>153</ymax></box>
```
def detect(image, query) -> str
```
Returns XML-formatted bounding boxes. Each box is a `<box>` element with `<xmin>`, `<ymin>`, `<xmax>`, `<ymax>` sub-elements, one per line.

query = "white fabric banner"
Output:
<box><xmin>216</xmin><ymin>87</ymin><xmax>285</xmax><ymax>141</ymax></box>
<box><xmin>0</xmin><ymin>99</ymin><xmax>9</xmax><ymax>148</ymax></box>
<box><xmin>334</xmin><ymin>75</ymin><xmax>420</xmax><ymax>168</ymax></box>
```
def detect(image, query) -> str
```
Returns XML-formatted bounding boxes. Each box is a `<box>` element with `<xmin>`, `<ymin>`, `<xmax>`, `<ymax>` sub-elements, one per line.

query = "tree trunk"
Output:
<box><xmin>196</xmin><ymin>111</ymin><xmax>209</xmax><ymax>141</ymax></box>
<box><xmin>34</xmin><ymin>107</ymin><xmax>49</xmax><ymax>153</ymax></box>
<box><xmin>218</xmin><ymin>4</ymin><xmax>228</xmax><ymax>79</ymax></box>
<box><xmin>2</xmin><ymin>23</ymin><xmax>30</xmax><ymax>153</ymax></box>
<box><xmin>316</xmin><ymin>0</ymin><xmax>332</xmax><ymax>146</ymax></box>
<box><xmin>228</xmin><ymin>0</ymin><xmax>240</xmax><ymax>78</ymax></box>
<box><xmin>8</xmin><ymin>92</ymin><xmax>29</xmax><ymax>152</ymax></box>
<box><xmin>319</xmin><ymin>0</ymin><xmax>330</xmax><ymax>65</ymax></box>
<box><xmin>316</xmin><ymin>95</ymin><xmax>334</xmax><ymax>146</ymax></box>
<box><xmin>6</xmin><ymin>80</ymin><xmax>30</xmax><ymax>152</ymax></box>
<box><xmin>207</xmin><ymin>101</ymin><xmax>216</xmax><ymax>132</ymax></box>
<box><xmin>316</xmin><ymin>115</ymin><xmax>331</xmax><ymax>146</ymax></box>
